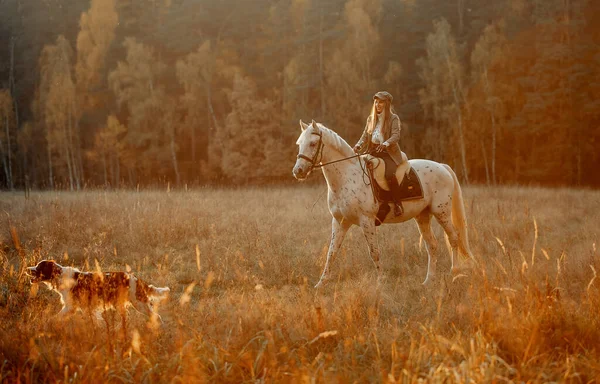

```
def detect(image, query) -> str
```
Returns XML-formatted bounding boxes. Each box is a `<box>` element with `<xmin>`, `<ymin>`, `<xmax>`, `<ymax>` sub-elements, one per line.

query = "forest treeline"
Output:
<box><xmin>0</xmin><ymin>0</ymin><xmax>599</xmax><ymax>189</ymax></box>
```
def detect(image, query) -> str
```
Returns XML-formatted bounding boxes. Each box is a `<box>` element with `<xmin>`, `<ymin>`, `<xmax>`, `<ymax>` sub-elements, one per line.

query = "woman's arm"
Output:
<box><xmin>383</xmin><ymin>115</ymin><xmax>401</xmax><ymax>147</ymax></box>
<box><xmin>354</xmin><ymin>116</ymin><xmax>371</xmax><ymax>151</ymax></box>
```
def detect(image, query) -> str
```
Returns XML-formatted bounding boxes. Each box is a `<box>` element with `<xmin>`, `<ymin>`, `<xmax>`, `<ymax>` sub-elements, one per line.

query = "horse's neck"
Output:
<box><xmin>320</xmin><ymin>131</ymin><xmax>364</xmax><ymax>194</ymax></box>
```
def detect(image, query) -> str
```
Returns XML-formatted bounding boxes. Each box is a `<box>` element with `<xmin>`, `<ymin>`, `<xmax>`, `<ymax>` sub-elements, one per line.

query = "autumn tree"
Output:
<box><xmin>75</xmin><ymin>0</ymin><xmax>118</xmax><ymax>106</ymax></box>
<box><xmin>325</xmin><ymin>0</ymin><xmax>383</xmax><ymax>139</ymax></box>
<box><xmin>38</xmin><ymin>35</ymin><xmax>80</xmax><ymax>190</ymax></box>
<box><xmin>525</xmin><ymin>0</ymin><xmax>590</xmax><ymax>184</ymax></box>
<box><xmin>217</xmin><ymin>72</ymin><xmax>291</xmax><ymax>182</ymax></box>
<box><xmin>0</xmin><ymin>90</ymin><xmax>15</xmax><ymax>189</ymax></box>
<box><xmin>274</xmin><ymin>0</ymin><xmax>345</xmax><ymax>123</ymax></box>
<box><xmin>469</xmin><ymin>21</ymin><xmax>509</xmax><ymax>185</ymax></box>
<box><xmin>418</xmin><ymin>18</ymin><xmax>469</xmax><ymax>183</ymax></box>
<box><xmin>16</xmin><ymin>121</ymin><xmax>36</xmax><ymax>187</ymax></box>
<box><xmin>159</xmin><ymin>95</ymin><xmax>182</xmax><ymax>186</ymax></box>
<box><xmin>175</xmin><ymin>41</ymin><xmax>216</xmax><ymax>168</ymax></box>
<box><xmin>3</xmin><ymin>0</ymin><xmax>600</xmax><ymax>188</ymax></box>
<box><xmin>109</xmin><ymin>38</ymin><xmax>182</xmax><ymax>184</ymax></box>
<box><xmin>91</xmin><ymin>114</ymin><xmax>126</xmax><ymax>187</ymax></box>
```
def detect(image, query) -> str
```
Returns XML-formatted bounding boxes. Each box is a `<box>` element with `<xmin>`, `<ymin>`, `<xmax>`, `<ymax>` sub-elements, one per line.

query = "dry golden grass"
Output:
<box><xmin>1</xmin><ymin>185</ymin><xmax>600</xmax><ymax>383</ymax></box>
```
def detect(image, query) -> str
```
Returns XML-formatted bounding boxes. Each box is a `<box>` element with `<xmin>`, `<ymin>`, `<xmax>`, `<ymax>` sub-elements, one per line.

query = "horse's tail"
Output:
<box><xmin>442</xmin><ymin>164</ymin><xmax>473</xmax><ymax>260</ymax></box>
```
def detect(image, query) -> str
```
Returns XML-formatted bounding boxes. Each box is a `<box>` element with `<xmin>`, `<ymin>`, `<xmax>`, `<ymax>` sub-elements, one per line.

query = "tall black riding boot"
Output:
<box><xmin>390</xmin><ymin>179</ymin><xmax>404</xmax><ymax>216</ymax></box>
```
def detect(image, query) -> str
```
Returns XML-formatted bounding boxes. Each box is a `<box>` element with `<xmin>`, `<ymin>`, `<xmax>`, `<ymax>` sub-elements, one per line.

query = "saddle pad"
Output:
<box><xmin>397</xmin><ymin>167</ymin><xmax>423</xmax><ymax>201</ymax></box>
<box><xmin>371</xmin><ymin>167</ymin><xmax>424</xmax><ymax>203</ymax></box>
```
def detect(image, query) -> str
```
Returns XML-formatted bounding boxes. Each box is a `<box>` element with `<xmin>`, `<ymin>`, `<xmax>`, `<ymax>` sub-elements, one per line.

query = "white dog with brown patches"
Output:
<box><xmin>27</xmin><ymin>260</ymin><xmax>170</xmax><ymax>323</ymax></box>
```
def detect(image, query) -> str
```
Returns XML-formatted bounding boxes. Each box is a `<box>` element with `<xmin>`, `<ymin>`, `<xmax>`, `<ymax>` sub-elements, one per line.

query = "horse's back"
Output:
<box><xmin>409</xmin><ymin>159</ymin><xmax>453</xmax><ymax>175</ymax></box>
<box><xmin>409</xmin><ymin>159</ymin><xmax>455</xmax><ymax>195</ymax></box>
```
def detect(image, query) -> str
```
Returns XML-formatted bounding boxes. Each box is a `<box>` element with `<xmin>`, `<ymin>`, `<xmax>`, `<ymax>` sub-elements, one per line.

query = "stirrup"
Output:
<box><xmin>394</xmin><ymin>203</ymin><xmax>403</xmax><ymax>216</ymax></box>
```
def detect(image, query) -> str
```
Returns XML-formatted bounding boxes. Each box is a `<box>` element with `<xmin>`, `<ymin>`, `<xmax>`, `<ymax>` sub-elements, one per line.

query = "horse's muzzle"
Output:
<box><xmin>292</xmin><ymin>164</ymin><xmax>308</xmax><ymax>180</ymax></box>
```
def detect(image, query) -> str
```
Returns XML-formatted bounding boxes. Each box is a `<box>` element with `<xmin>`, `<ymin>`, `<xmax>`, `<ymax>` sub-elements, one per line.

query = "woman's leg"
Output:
<box><xmin>381</xmin><ymin>153</ymin><xmax>403</xmax><ymax>216</ymax></box>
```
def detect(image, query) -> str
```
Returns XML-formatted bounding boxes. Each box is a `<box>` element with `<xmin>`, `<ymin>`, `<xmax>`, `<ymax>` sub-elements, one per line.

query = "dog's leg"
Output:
<box><xmin>92</xmin><ymin>309</ymin><xmax>105</xmax><ymax>328</ymax></box>
<box><xmin>56</xmin><ymin>305</ymin><xmax>74</xmax><ymax>318</ymax></box>
<box><xmin>118</xmin><ymin>307</ymin><xmax>129</xmax><ymax>341</ymax></box>
<box><xmin>148</xmin><ymin>302</ymin><xmax>164</xmax><ymax>325</ymax></box>
<box><xmin>133</xmin><ymin>300</ymin><xmax>163</xmax><ymax>326</ymax></box>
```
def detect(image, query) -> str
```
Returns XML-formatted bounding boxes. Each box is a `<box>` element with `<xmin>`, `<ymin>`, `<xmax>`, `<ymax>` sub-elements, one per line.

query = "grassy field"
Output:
<box><xmin>1</xmin><ymin>184</ymin><xmax>600</xmax><ymax>382</ymax></box>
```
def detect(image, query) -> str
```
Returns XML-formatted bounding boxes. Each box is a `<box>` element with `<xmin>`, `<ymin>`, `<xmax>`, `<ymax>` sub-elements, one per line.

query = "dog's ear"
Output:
<box><xmin>52</xmin><ymin>262</ymin><xmax>62</xmax><ymax>278</ymax></box>
<box><xmin>37</xmin><ymin>260</ymin><xmax>61</xmax><ymax>280</ymax></box>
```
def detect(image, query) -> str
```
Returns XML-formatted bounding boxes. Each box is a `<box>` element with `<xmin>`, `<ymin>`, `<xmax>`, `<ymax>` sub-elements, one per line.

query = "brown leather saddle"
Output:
<box><xmin>366</xmin><ymin>164</ymin><xmax>423</xmax><ymax>225</ymax></box>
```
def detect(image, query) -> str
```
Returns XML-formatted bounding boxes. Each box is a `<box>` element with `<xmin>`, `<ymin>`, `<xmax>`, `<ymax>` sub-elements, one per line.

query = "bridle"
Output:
<box><xmin>297</xmin><ymin>126</ymin><xmax>373</xmax><ymax>172</ymax></box>
<box><xmin>296</xmin><ymin>129</ymin><xmax>324</xmax><ymax>171</ymax></box>
<box><xmin>296</xmin><ymin>124</ymin><xmax>373</xmax><ymax>189</ymax></box>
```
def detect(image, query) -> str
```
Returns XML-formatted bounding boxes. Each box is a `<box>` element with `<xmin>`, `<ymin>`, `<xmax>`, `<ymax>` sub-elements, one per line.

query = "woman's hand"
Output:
<box><xmin>375</xmin><ymin>143</ymin><xmax>388</xmax><ymax>153</ymax></box>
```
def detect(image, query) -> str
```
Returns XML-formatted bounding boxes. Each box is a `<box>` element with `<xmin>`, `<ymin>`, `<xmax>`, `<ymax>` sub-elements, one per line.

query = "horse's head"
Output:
<box><xmin>293</xmin><ymin>119</ymin><xmax>323</xmax><ymax>180</ymax></box>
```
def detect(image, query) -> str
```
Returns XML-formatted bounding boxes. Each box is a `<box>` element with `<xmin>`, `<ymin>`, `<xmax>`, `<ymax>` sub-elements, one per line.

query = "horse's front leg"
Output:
<box><xmin>359</xmin><ymin>217</ymin><xmax>381</xmax><ymax>272</ymax></box>
<box><xmin>315</xmin><ymin>217</ymin><xmax>351</xmax><ymax>288</ymax></box>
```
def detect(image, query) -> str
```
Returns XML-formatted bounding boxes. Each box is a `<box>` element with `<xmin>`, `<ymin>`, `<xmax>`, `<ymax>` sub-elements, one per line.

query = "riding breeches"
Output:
<box><xmin>373</xmin><ymin>151</ymin><xmax>402</xmax><ymax>202</ymax></box>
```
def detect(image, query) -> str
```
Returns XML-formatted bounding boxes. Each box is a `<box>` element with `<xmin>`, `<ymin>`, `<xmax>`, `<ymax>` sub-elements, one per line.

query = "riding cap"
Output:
<box><xmin>373</xmin><ymin>91</ymin><xmax>393</xmax><ymax>103</ymax></box>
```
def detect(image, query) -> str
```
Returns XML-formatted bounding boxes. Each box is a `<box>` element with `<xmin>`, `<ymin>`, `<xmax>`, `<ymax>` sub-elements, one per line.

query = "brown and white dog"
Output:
<box><xmin>26</xmin><ymin>260</ymin><xmax>170</xmax><ymax>323</ymax></box>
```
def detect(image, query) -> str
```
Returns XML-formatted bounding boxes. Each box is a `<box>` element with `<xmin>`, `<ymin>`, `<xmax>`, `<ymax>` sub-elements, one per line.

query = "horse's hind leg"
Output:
<box><xmin>315</xmin><ymin>217</ymin><xmax>351</xmax><ymax>288</ymax></box>
<box><xmin>431</xmin><ymin>208</ymin><xmax>461</xmax><ymax>274</ymax></box>
<box><xmin>415</xmin><ymin>212</ymin><xmax>438</xmax><ymax>285</ymax></box>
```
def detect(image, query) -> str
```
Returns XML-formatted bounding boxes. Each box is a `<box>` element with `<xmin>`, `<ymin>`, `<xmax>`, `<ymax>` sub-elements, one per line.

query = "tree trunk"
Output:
<box><xmin>110</xmin><ymin>152</ymin><xmax>115</xmax><ymax>187</ymax></box>
<box><xmin>4</xmin><ymin>116</ymin><xmax>12</xmax><ymax>189</ymax></box>
<box><xmin>9</xmin><ymin>36</ymin><xmax>19</xmax><ymax>131</ymax></box>
<box><xmin>115</xmin><ymin>151</ymin><xmax>121</xmax><ymax>188</ymax></box>
<box><xmin>21</xmin><ymin>142</ymin><xmax>28</xmax><ymax>191</ymax></box>
<box><xmin>70</xmin><ymin>105</ymin><xmax>82</xmax><ymax>190</ymax></box>
<box><xmin>190</xmin><ymin>114</ymin><xmax>196</xmax><ymax>163</ymax></box>
<box><xmin>205</xmin><ymin>85</ymin><xmax>219</xmax><ymax>134</ymax></box>
<box><xmin>457</xmin><ymin>0</ymin><xmax>465</xmax><ymax>34</ymax></box>
<box><xmin>480</xmin><ymin>138</ymin><xmax>490</xmax><ymax>185</ymax></box>
<box><xmin>66</xmin><ymin>108</ymin><xmax>76</xmax><ymax>190</ymax></box>
<box><xmin>452</xmin><ymin>86</ymin><xmax>469</xmax><ymax>184</ymax></box>
<box><xmin>576</xmin><ymin>135</ymin><xmax>582</xmax><ymax>186</ymax></box>
<box><xmin>128</xmin><ymin>166</ymin><xmax>134</xmax><ymax>187</ymax></box>
<box><xmin>47</xmin><ymin>141</ymin><xmax>54</xmax><ymax>189</ymax></box>
<box><xmin>169</xmin><ymin>123</ymin><xmax>181</xmax><ymax>186</ymax></box>
<box><xmin>490</xmin><ymin>110</ymin><xmax>497</xmax><ymax>185</ymax></box>
<box><xmin>66</xmin><ymin>142</ymin><xmax>74</xmax><ymax>191</ymax></box>
<box><xmin>102</xmin><ymin>149</ymin><xmax>108</xmax><ymax>187</ymax></box>
<box><xmin>0</xmin><ymin>136</ymin><xmax>9</xmax><ymax>188</ymax></box>
<box><xmin>483</xmin><ymin>70</ymin><xmax>497</xmax><ymax>185</ymax></box>
<box><xmin>446</xmin><ymin>48</ymin><xmax>469</xmax><ymax>184</ymax></box>
<box><xmin>8</xmin><ymin>37</ymin><xmax>17</xmax><ymax>189</ymax></box>
<box><xmin>206</xmin><ymin>84</ymin><xmax>223</xmax><ymax>170</ymax></box>
<box><xmin>75</xmin><ymin>117</ymin><xmax>84</xmax><ymax>189</ymax></box>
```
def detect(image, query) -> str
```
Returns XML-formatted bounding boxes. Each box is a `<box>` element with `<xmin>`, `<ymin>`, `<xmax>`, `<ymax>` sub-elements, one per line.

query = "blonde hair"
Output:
<box><xmin>367</xmin><ymin>99</ymin><xmax>393</xmax><ymax>134</ymax></box>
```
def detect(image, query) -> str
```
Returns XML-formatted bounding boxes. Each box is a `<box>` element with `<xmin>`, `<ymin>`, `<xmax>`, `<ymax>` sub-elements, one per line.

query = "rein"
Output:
<box><xmin>297</xmin><ymin>127</ymin><xmax>372</xmax><ymax>186</ymax></box>
<box><xmin>314</xmin><ymin>153</ymin><xmax>362</xmax><ymax>168</ymax></box>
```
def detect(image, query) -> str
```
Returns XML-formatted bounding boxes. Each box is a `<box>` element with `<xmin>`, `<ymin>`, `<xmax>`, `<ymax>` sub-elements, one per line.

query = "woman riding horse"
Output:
<box><xmin>353</xmin><ymin>91</ymin><xmax>406</xmax><ymax>216</ymax></box>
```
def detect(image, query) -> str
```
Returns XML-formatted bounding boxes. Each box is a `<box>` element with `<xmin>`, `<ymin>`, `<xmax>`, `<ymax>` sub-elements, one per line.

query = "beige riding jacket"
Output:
<box><xmin>355</xmin><ymin>113</ymin><xmax>403</xmax><ymax>165</ymax></box>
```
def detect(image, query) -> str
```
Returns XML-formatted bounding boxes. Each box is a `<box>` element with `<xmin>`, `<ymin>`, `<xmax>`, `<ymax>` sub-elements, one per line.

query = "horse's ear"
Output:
<box><xmin>311</xmin><ymin>119</ymin><xmax>318</xmax><ymax>128</ymax></box>
<box><xmin>299</xmin><ymin>120</ymin><xmax>308</xmax><ymax>131</ymax></box>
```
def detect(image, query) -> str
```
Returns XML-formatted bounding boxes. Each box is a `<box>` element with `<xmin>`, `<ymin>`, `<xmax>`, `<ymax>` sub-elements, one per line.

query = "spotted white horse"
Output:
<box><xmin>293</xmin><ymin>120</ymin><xmax>473</xmax><ymax>288</ymax></box>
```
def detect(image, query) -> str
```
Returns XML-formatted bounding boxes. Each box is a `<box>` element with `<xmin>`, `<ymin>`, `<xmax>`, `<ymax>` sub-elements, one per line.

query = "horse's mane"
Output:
<box><xmin>316</xmin><ymin>123</ymin><xmax>354</xmax><ymax>156</ymax></box>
